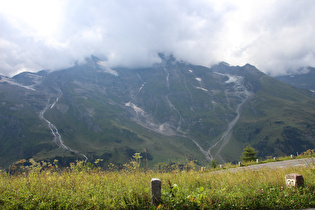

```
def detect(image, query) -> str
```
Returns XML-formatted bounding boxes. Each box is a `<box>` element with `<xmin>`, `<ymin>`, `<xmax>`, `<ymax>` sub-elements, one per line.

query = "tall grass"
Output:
<box><xmin>1</xmin><ymin>158</ymin><xmax>315</xmax><ymax>209</ymax></box>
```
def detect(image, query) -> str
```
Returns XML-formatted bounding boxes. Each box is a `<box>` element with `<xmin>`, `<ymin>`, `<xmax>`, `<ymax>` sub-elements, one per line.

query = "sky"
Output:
<box><xmin>0</xmin><ymin>0</ymin><xmax>315</xmax><ymax>77</ymax></box>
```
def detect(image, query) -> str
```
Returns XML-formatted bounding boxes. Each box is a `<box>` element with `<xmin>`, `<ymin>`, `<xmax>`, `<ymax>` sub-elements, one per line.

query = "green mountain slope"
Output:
<box><xmin>0</xmin><ymin>56</ymin><xmax>314</xmax><ymax>168</ymax></box>
<box><xmin>0</xmin><ymin>81</ymin><xmax>57</xmax><ymax>167</ymax></box>
<box><xmin>228</xmin><ymin>72</ymin><xmax>315</xmax><ymax>162</ymax></box>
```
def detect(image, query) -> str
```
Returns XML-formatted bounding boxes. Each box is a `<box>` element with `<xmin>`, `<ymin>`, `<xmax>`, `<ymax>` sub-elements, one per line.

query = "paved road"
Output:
<box><xmin>227</xmin><ymin>158</ymin><xmax>315</xmax><ymax>172</ymax></box>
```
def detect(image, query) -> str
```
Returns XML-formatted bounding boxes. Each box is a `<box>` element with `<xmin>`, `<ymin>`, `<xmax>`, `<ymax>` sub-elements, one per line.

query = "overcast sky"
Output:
<box><xmin>0</xmin><ymin>0</ymin><xmax>315</xmax><ymax>76</ymax></box>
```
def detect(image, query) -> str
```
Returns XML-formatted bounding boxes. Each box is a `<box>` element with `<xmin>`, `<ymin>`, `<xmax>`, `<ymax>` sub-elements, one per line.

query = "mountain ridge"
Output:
<box><xmin>0</xmin><ymin>56</ymin><xmax>314</xmax><ymax>168</ymax></box>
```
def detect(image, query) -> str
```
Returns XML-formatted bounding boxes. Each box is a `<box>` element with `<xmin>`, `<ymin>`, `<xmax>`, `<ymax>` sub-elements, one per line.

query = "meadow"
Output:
<box><xmin>1</xmin><ymin>153</ymin><xmax>315</xmax><ymax>209</ymax></box>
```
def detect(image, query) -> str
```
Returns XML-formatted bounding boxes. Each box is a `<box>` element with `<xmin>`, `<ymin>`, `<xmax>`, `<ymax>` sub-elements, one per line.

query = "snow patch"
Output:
<box><xmin>196</xmin><ymin>87</ymin><xmax>208</xmax><ymax>92</ymax></box>
<box><xmin>159</xmin><ymin>123</ymin><xmax>166</xmax><ymax>131</ymax></box>
<box><xmin>139</xmin><ymin>82</ymin><xmax>146</xmax><ymax>92</ymax></box>
<box><xmin>225</xmin><ymin>75</ymin><xmax>242</xmax><ymax>84</ymax></box>
<box><xmin>97</xmin><ymin>61</ymin><xmax>118</xmax><ymax>76</ymax></box>
<box><xmin>0</xmin><ymin>76</ymin><xmax>36</xmax><ymax>91</ymax></box>
<box><xmin>25</xmin><ymin>73</ymin><xmax>43</xmax><ymax>84</ymax></box>
<box><xmin>157</xmin><ymin>123</ymin><xmax>174</xmax><ymax>135</ymax></box>
<box><xmin>215</xmin><ymin>72</ymin><xmax>243</xmax><ymax>85</ymax></box>
<box><xmin>125</xmin><ymin>102</ymin><xmax>145</xmax><ymax>115</ymax></box>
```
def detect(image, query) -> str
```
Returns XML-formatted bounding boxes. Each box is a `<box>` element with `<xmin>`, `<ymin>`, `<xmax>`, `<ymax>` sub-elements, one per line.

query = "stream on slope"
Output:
<box><xmin>39</xmin><ymin>95</ymin><xmax>88</xmax><ymax>161</ymax></box>
<box><xmin>164</xmin><ymin>68</ymin><xmax>183</xmax><ymax>131</ymax></box>
<box><xmin>187</xmin><ymin>73</ymin><xmax>253</xmax><ymax>163</ymax></box>
<box><xmin>159</xmin><ymin>70</ymin><xmax>252</xmax><ymax>163</ymax></box>
<box><xmin>128</xmin><ymin>69</ymin><xmax>252</xmax><ymax>163</ymax></box>
<box><xmin>208</xmin><ymin>89</ymin><xmax>252</xmax><ymax>162</ymax></box>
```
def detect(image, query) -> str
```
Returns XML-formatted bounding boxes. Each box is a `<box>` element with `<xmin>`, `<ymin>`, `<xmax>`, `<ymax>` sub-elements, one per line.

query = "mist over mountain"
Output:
<box><xmin>0</xmin><ymin>55</ymin><xmax>314</xmax><ymax>168</ymax></box>
<box><xmin>274</xmin><ymin>67</ymin><xmax>315</xmax><ymax>95</ymax></box>
<box><xmin>1</xmin><ymin>1</ymin><xmax>315</xmax><ymax>77</ymax></box>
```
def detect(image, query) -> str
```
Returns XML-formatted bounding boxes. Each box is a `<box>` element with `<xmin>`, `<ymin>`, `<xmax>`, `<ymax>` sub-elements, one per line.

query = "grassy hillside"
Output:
<box><xmin>0</xmin><ymin>83</ymin><xmax>56</xmax><ymax>168</ymax></box>
<box><xmin>1</xmin><ymin>157</ymin><xmax>315</xmax><ymax>209</ymax></box>
<box><xmin>226</xmin><ymin>74</ymin><xmax>315</xmax><ymax>162</ymax></box>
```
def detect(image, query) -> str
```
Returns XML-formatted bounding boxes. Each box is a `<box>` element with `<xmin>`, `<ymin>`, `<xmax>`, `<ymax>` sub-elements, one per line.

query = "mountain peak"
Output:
<box><xmin>90</xmin><ymin>55</ymin><xmax>101</xmax><ymax>62</ymax></box>
<box><xmin>243</xmin><ymin>63</ymin><xmax>258</xmax><ymax>70</ymax></box>
<box><xmin>157</xmin><ymin>53</ymin><xmax>176</xmax><ymax>63</ymax></box>
<box><xmin>218</xmin><ymin>61</ymin><xmax>230</xmax><ymax>66</ymax></box>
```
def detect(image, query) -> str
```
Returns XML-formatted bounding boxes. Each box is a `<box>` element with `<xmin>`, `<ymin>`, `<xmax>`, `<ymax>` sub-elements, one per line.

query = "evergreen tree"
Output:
<box><xmin>210</xmin><ymin>159</ymin><xmax>217</xmax><ymax>168</ymax></box>
<box><xmin>241</xmin><ymin>145</ymin><xmax>258</xmax><ymax>162</ymax></box>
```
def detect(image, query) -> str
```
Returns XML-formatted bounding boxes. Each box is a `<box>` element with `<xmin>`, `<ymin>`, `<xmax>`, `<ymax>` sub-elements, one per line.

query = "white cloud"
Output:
<box><xmin>0</xmin><ymin>0</ymin><xmax>315</xmax><ymax>76</ymax></box>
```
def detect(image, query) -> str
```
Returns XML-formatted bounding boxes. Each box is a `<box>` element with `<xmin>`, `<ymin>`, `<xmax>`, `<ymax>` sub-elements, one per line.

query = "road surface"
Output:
<box><xmin>227</xmin><ymin>158</ymin><xmax>315</xmax><ymax>172</ymax></box>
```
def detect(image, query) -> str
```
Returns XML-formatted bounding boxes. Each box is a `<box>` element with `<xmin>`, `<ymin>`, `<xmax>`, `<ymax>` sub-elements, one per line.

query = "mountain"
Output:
<box><xmin>1</xmin><ymin>55</ymin><xmax>315</xmax><ymax>168</ymax></box>
<box><xmin>274</xmin><ymin>67</ymin><xmax>315</xmax><ymax>96</ymax></box>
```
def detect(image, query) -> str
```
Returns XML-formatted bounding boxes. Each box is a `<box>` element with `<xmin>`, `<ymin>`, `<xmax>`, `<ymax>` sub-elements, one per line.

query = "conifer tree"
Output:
<box><xmin>210</xmin><ymin>159</ymin><xmax>217</xmax><ymax>168</ymax></box>
<box><xmin>241</xmin><ymin>145</ymin><xmax>258</xmax><ymax>162</ymax></box>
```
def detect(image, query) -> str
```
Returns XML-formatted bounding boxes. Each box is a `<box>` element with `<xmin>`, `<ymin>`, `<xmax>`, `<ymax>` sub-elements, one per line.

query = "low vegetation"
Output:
<box><xmin>1</xmin><ymin>150</ymin><xmax>315</xmax><ymax>209</ymax></box>
<box><xmin>239</xmin><ymin>148</ymin><xmax>315</xmax><ymax>167</ymax></box>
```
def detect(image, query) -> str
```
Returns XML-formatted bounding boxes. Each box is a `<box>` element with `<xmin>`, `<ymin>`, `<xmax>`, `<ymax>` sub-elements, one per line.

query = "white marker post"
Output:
<box><xmin>285</xmin><ymin>173</ymin><xmax>304</xmax><ymax>188</ymax></box>
<box><xmin>151</xmin><ymin>178</ymin><xmax>161</xmax><ymax>205</ymax></box>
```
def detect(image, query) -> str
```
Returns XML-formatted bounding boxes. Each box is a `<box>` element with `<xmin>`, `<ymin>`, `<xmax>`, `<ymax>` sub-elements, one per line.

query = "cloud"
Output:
<box><xmin>0</xmin><ymin>0</ymin><xmax>315</xmax><ymax>76</ymax></box>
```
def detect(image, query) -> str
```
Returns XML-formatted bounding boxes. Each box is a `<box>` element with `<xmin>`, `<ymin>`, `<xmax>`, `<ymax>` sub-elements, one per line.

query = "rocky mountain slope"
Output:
<box><xmin>1</xmin><ymin>55</ymin><xmax>314</xmax><ymax>168</ymax></box>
